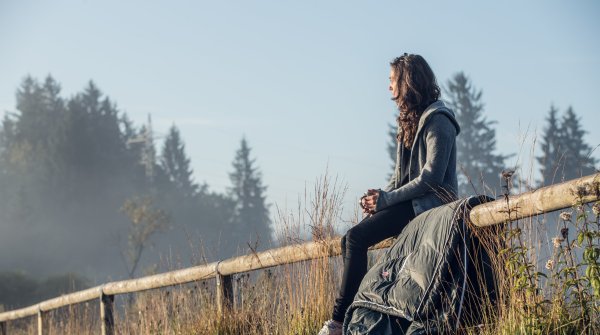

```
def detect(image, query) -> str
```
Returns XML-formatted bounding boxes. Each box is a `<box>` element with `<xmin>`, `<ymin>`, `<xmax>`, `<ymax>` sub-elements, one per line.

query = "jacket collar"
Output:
<box><xmin>410</xmin><ymin>100</ymin><xmax>460</xmax><ymax>151</ymax></box>
<box><xmin>418</xmin><ymin>101</ymin><xmax>456</xmax><ymax>133</ymax></box>
<box><xmin>395</xmin><ymin>100</ymin><xmax>460</xmax><ymax>150</ymax></box>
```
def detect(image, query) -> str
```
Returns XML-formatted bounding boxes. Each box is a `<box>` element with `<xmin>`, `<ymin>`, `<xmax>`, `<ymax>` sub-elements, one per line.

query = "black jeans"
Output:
<box><xmin>332</xmin><ymin>200</ymin><xmax>415</xmax><ymax>322</ymax></box>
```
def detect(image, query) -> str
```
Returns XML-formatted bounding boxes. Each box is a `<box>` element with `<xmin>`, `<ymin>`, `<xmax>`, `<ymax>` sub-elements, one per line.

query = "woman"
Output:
<box><xmin>318</xmin><ymin>53</ymin><xmax>460</xmax><ymax>335</ymax></box>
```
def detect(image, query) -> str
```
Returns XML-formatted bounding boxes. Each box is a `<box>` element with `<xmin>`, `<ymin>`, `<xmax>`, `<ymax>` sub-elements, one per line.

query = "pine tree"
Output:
<box><xmin>537</xmin><ymin>105</ymin><xmax>563</xmax><ymax>186</ymax></box>
<box><xmin>558</xmin><ymin>107</ymin><xmax>596</xmax><ymax>181</ymax></box>
<box><xmin>160</xmin><ymin>125</ymin><xmax>198</xmax><ymax>198</ymax></box>
<box><xmin>445</xmin><ymin>72</ymin><xmax>508</xmax><ymax>196</ymax></box>
<box><xmin>12</xmin><ymin>76</ymin><xmax>67</xmax><ymax>175</ymax></box>
<box><xmin>228</xmin><ymin>137</ymin><xmax>271</xmax><ymax>248</ymax></box>
<box><xmin>0</xmin><ymin>116</ymin><xmax>13</xmax><ymax>175</ymax></box>
<box><xmin>537</xmin><ymin>106</ymin><xmax>597</xmax><ymax>185</ymax></box>
<box><xmin>0</xmin><ymin>76</ymin><xmax>152</xmax><ymax>279</ymax></box>
<box><xmin>65</xmin><ymin>81</ymin><xmax>130</xmax><ymax>176</ymax></box>
<box><xmin>561</xmin><ymin>108</ymin><xmax>596</xmax><ymax>178</ymax></box>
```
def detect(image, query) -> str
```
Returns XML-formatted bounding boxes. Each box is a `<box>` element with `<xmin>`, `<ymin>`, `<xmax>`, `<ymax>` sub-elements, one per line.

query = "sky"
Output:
<box><xmin>1</xmin><ymin>0</ymin><xmax>599</xmax><ymax>229</ymax></box>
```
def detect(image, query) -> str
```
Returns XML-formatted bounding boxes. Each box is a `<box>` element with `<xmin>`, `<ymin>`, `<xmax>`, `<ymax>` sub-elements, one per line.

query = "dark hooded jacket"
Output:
<box><xmin>377</xmin><ymin>100</ymin><xmax>460</xmax><ymax>216</ymax></box>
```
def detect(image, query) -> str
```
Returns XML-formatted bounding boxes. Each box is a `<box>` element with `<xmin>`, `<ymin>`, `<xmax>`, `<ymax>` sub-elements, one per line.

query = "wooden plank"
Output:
<box><xmin>103</xmin><ymin>261</ymin><xmax>219</xmax><ymax>295</ymax></box>
<box><xmin>216</xmin><ymin>274</ymin><xmax>233</xmax><ymax>317</ymax></box>
<box><xmin>0</xmin><ymin>239</ymin><xmax>392</xmax><ymax>323</ymax></box>
<box><xmin>0</xmin><ymin>321</ymin><xmax>7</xmax><ymax>335</ymax></box>
<box><xmin>39</xmin><ymin>287</ymin><xmax>102</xmax><ymax>311</ymax></box>
<box><xmin>0</xmin><ymin>305</ymin><xmax>39</xmax><ymax>322</ymax></box>
<box><xmin>469</xmin><ymin>173</ymin><xmax>600</xmax><ymax>227</ymax></box>
<box><xmin>100</xmin><ymin>294</ymin><xmax>114</xmax><ymax>335</ymax></box>
<box><xmin>216</xmin><ymin>237</ymin><xmax>394</xmax><ymax>276</ymax></box>
<box><xmin>37</xmin><ymin>311</ymin><xmax>44</xmax><ymax>335</ymax></box>
<box><xmin>217</xmin><ymin>238</ymin><xmax>341</xmax><ymax>276</ymax></box>
<box><xmin>0</xmin><ymin>287</ymin><xmax>103</xmax><ymax>322</ymax></box>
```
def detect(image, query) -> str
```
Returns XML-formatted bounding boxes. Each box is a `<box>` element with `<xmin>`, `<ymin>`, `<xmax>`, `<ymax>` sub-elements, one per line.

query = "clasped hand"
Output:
<box><xmin>360</xmin><ymin>189</ymin><xmax>379</xmax><ymax>215</ymax></box>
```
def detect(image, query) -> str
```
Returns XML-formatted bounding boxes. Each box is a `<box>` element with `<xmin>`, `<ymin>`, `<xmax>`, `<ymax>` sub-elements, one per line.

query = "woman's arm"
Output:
<box><xmin>382</xmin><ymin>166</ymin><xmax>397</xmax><ymax>192</ymax></box>
<box><xmin>375</xmin><ymin>114</ymin><xmax>457</xmax><ymax>212</ymax></box>
<box><xmin>383</xmin><ymin>129</ymin><xmax>400</xmax><ymax>192</ymax></box>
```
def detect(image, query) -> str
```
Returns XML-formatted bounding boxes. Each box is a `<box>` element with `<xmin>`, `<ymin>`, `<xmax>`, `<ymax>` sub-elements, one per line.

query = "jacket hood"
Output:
<box><xmin>418</xmin><ymin>100</ymin><xmax>460</xmax><ymax>136</ymax></box>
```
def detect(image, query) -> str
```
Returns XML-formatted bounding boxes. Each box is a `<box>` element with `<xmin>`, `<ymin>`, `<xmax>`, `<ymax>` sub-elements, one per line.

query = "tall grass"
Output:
<box><xmin>464</xmin><ymin>171</ymin><xmax>600</xmax><ymax>335</ymax></box>
<box><xmin>3</xmin><ymin>171</ymin><xmax>599</xmax><ymax>334</ymax></box>
<box><xmin>3</xmin><ymin>173</ymin><xmax>349</xmax><ymax>334</ymax></box>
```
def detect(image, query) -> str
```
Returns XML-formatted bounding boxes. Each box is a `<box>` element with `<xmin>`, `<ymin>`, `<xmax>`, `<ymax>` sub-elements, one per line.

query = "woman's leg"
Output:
<box><xmin>331</xmin><ymin>200</ymin><xmax>415</xmax><ymax>322</ymax></box>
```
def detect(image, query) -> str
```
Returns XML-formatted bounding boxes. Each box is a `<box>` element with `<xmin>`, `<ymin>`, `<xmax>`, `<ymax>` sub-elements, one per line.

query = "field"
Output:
<box><xmin>2</xmin><ymin>174</ymin><xmax>600</xmax><ymax>334</ymax></box>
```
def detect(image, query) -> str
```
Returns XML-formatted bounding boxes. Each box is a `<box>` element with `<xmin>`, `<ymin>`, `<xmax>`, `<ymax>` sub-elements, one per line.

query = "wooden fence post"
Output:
<box><xmin>100</xmin><ymin>294</ymin><xmax>114</xmax><ymax>335</ymax></box>
<box><xmin>37</xmin><ymin>310</ymin><xmax>45</xmax><ymax>335</ymax></box>
<box><xmin>216</xmin><ymin>274</ymin><xmax>233</xmax><ymax>317</ymax></box>
<box><xmin>0</xmin><ymin>321</ymin><xmax>7</xmax><ymax>335</ymax></box>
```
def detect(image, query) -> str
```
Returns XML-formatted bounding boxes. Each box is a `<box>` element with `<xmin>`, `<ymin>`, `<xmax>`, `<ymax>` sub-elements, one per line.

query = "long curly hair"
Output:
<box><xmin>390</xmin><ymin>54</ymin><xmax>441</xmax><ymax>149</ymax></box>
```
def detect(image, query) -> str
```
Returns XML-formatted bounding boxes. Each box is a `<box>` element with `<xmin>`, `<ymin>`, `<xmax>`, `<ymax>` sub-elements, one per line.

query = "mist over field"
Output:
<box><xmin>1</xmin><ymin>2</ymin><xmax>598</xmax><ymax>325</ymax></box>
<box><xmin>0</xmin><ymin>80</ymin><xmax>274</xmax><ymax>313</ymax></box>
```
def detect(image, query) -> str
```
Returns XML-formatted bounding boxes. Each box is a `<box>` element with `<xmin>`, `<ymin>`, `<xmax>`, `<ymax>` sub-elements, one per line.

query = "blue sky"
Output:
<box><xmin>1</xmin><ymin>1</ymin><xmax>599</xmax><ymax>229</ymax></box>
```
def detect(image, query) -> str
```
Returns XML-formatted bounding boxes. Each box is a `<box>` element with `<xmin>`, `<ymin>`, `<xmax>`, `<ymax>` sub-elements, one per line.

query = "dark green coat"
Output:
<box><xmin>344</xmin><ymin>196</ymin><xmax>496</xmax><ymax>334</ymax></box>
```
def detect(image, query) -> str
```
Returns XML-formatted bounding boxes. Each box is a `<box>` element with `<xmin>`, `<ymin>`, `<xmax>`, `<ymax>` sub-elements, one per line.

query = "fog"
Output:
<box><xmin>0</xmin><ymin>78</ymin><xmax>272</xmax><ymax>290</ymax></box>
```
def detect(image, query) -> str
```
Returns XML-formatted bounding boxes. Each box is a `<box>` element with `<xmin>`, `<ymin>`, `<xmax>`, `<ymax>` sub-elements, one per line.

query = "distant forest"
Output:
<box><xmin>0</xmin><ymin>76</ymin><xmax>271</xmax><ymax>308</ymax></box>
<box><xmin>0</xmin><ymin>73</ymin><xmax>597</xmax><ymax>309</ymax></box>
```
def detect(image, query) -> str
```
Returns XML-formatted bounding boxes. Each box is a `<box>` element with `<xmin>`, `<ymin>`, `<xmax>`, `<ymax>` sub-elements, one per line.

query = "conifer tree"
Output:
<box><xmin>560</xmin><ymin>107</ymin><xmax>597</xmax><ymax>179</ymax></box>
<box><xmin>228</xmin><ymin>137</ymin><xmax>271</xmax><ymax>248</ymax></box>
<box><xmin>65</xmin><ymin>81</ymin><xmax>130</xmax><ymax>177</ymax></box>
<box><xmin>445</xmin><ymin>72</ymin><xmax>508</xmax><ymax>196</ymax></box>
<box><xmin>538</xmin><ymin>106</ymin><xmax>597</xmax><ymax>185</ymax></box>
<box><xmin>537</xmin><ymin>105</ymin><xmax>563</xmax><ymax>186</ymax></box>
<box><xmin>11</xmin><ymin>76</ymin><xmax>67</xmax><ymax>178</ymax></box>
<box><xmin>0</xmin><ymin>76</ymin><xmax>148</xmax><ymax>279</ymax></box>
<box><xmin>160</xmin><ymin>125</ymin><xmax>198</xmax><ymax>198</ymax></box>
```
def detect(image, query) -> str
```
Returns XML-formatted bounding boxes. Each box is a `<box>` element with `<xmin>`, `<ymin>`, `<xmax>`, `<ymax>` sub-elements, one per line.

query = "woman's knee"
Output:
<box><xmin>345</xmin><ymin>226</ymin><xmax>367</xmax><ymax>250</ymax></box>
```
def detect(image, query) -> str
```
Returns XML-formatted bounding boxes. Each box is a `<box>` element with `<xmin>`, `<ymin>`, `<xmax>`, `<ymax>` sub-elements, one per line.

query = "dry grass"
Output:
<box><xmin>3</xmin><ymin>170</ymin><xmax>600</xmax><ymax>334</ymax></box>
<box><xmin>3</xmin><ymin>172</ymin><xmax>349</xmax><ymax>335</ymax></box>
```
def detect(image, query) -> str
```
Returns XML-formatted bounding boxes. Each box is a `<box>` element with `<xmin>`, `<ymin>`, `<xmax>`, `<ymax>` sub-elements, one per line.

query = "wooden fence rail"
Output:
<box><xmin>0</xmin><ymin>173</ymin><xmax>598</xmax><ymax>334</ymax></box>
<box><xmin>469</xmin><ymin>172</ymin><xmax>600</xmax><ymax>227</ymax></box>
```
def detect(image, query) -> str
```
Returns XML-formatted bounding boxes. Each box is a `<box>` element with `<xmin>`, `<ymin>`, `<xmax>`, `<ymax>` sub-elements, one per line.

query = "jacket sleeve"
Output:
<box><xmin>383</xmin><ymin>125</ymin><xmax>401</xmax><ymax>192</ymax></box>
<box><xmin>383</xmin><ymin>162</ymin><xmax>397</xmax><ymax>192</ymax></box>
<box><xmin>376</xmin><ymin>114</ymin><xmax>457</xmax><ymax>211</ymax></box>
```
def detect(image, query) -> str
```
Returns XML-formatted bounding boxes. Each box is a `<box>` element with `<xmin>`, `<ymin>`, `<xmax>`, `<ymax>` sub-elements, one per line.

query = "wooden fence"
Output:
<box><xmin>0</xmin><ymin>173</ymin><xmax>598</xmax><ymax>335</ymax></box>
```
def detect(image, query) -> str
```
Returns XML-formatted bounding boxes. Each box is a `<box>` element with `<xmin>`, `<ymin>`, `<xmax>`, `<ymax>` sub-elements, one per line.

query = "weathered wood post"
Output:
<box><xmin>216</xmin><ymin>274</ymin><xmax>233</xmax><ymax>317</ymax></box>
<box><xmin>0</xmin><ymin>321</ymin><xmax>7</xmax><ymax>335</ymax></box>
<box><xmin>100</xmin><ymin>293</ymin><xmax>114</xmax><ymax>335</ymax></box>
<box><xmin>37</xmin><ymin>310</ymin><xmax>45</xmax><ymax>335</ymax></box>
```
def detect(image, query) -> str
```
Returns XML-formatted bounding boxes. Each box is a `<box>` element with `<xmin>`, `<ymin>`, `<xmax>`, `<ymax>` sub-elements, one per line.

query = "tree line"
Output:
<box><xmin>0</xmin><ymin>76</ymin><xmax>271</xmax><ymax>309</ymax></box>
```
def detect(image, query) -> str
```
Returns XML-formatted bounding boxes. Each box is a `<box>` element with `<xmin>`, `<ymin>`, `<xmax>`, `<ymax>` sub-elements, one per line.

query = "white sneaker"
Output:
<box><xmin>317</xmin><ymin>319</ymin><xmax>343</xmax><ymax>335</ymax></box>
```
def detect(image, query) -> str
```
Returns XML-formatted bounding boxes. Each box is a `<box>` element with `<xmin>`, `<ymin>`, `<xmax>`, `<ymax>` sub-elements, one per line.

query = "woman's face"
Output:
<box><xmin>389</xmin><ymin>68</ymin><xmax>399</xmax><ymax>100</ymax></box>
